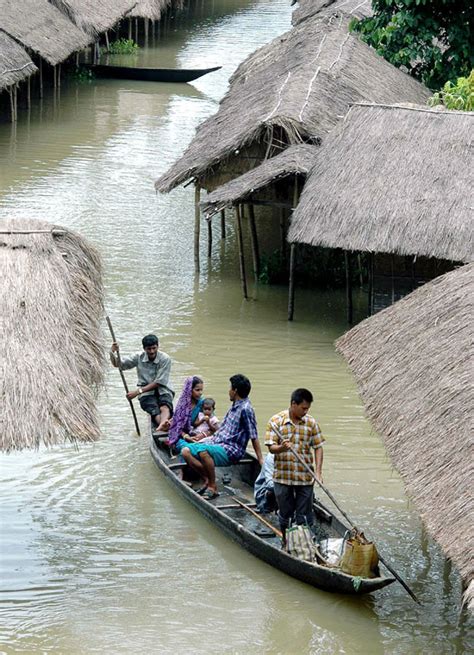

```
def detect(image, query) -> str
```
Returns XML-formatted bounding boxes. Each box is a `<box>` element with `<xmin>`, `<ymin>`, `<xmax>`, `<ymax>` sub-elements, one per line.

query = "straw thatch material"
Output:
<box><xmin>155</xmin><ymin>13</ymin><xmax>428</xmax><ymax>193</ymax></box>
<box><xmin>0</xmin><ymin>218</ymin><xmax>105</xmax><ymax>452</ymax></box>
<box><xmin>201</xmin><ymin>144</ymin><xmax>318</xmax><ymax>217</ymax></box>
<box><xmin>0</xmin><ymin>0</ymin><xmax>91</xmax><ymax>66</ymax></box>
<box><xmin>288</xmin><ymin>103</ymin><xmax>474</xmax><ymax>263</ymax></box>
<box><xmin>126</xmin><ymin>0</ymin><xmax>172</xmax><ymax>20</ymax></box>
<box><xmin>292</xmin><ymin>0</ymin><xmax>371</xmax><ymax>25</ymax></box>
<box><xmin>0</xmin><ymin>30</ymin><xmax>37</xmax><ymax>90</ymax></box>
<box><xmin>48</xmin><ymin>0</ymin><xmax>138</xmax><ymax>36</ymax></box>
<box><xmin>336</xmin><ymin>264</ymin><xmax>474</xmax><ymax>600</ymax></box>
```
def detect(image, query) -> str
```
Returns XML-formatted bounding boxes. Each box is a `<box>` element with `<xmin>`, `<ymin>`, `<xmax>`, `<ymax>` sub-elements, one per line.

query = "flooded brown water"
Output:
<box><xmin>0</xmin><ymin>2</ymin><xmax>471</xmax><ymax>653</ymax></box>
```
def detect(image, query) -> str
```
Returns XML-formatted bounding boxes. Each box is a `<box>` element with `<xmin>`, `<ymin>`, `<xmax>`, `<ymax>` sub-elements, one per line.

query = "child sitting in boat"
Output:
<box><xmin>190</xmin><ymin>398</ymin><xmax>219</xmax><ymax>440</ymax></box>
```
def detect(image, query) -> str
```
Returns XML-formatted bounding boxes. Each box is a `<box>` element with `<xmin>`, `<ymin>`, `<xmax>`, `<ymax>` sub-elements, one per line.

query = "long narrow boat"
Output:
<box><xmin>150</xmin><ymin>433</ymin><xmax>395</xmax><ymax>595</ymax></box>
<box><xmin>85</xmin><ymin>64</ymin><xmax>221</xmax><ymax>83</ymax></box>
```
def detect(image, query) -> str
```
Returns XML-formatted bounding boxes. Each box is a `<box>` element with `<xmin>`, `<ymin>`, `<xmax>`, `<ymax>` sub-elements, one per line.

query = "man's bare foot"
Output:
<box><xmin>155</xmin><ymin>420</ymin><xmax>170</xmax><ymax>432</ymax></box>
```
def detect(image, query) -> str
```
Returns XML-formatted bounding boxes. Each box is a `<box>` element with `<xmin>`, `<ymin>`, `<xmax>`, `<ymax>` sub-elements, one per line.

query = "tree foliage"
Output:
<box><xmin>428</xmin><ymin>70</ymin><xmax>474</xmax><ymax>110</ymax></box>
<box><xmin>352</xmin><ymin>0</ymin><xmax>473</xmax><ymax>90</ymax></box>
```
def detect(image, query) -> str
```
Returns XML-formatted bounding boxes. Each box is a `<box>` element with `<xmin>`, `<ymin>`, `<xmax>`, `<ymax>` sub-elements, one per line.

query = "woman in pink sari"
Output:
<box><xmin>167</xmin><ymin>376</ymin><xmax>204</xmax><ymax>452</ymax></box>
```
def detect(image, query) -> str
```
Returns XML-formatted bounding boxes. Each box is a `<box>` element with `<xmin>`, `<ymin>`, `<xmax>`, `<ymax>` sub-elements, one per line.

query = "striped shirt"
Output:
<box><xmin>211</xmin><ymin>398</ymin><xmax>258</xmax><ymax>463</ymax></box>
<box><xmin>265</xmin><ymin>410</ymin><xmax>324</xmax><ymax>485</ymax></box>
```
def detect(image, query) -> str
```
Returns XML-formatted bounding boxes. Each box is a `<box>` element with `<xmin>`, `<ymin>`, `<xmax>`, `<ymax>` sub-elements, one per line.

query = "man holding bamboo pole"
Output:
<box><xmin>265</xmin><ymin>388</ymin><xmax>324</xmax><ymax>546</ymax></box>
<box><xmin>110</xmin><ymin>334</ymin><xmax>174</xmax><ymax>433</ymax></box>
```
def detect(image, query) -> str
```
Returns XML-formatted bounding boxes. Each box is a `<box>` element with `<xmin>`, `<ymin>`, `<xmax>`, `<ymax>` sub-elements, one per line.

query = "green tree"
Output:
<box><xmin>428</xmin><ymin>70</ymin><xmax>474</xmax><ymax>110</ymax></box>
<box><xmin>352</xmin><ymin>0</ymin><xmax>473</xmax><ymax>90</ymax></box>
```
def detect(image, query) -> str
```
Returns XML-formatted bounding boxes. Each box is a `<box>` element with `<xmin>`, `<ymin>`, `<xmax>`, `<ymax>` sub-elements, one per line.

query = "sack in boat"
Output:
<box><xmin>340</xmin><ymin>531</ymin><xmax>379</xmax><ymax>578</ymax></box>
<box><xmin>286</xmin><ymin>524</ymin><xmax>315</xmax><ymax>562</ymax></box>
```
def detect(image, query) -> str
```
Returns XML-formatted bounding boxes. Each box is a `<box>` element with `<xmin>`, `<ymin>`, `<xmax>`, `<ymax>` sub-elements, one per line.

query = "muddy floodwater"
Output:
<box><xmin>0</xmin><ymin>2</ymin><xmax>471</xmax><ymax>653</ymax></box>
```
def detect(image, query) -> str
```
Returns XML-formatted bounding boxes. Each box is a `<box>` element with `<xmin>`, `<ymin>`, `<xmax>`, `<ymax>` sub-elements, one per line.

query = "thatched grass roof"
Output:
<box><xmin>288</xmin><ymin>103</ymin><xmax>474</xmax><ymax>263</ymax></box>
<box><xmin>201</xmin><ymin>144</ymin><xmax>318</xmax><ymax>217</ymax></box>
<box><xmin>126</xmin><ymin>0</ymin><xmax>172</xmax><ymax>20</ymax></box>
<box><xmin>0</xmin><ymin>30</ymin><xmax>37</xmax><ymax>91</ymax></box>
<box><xmin>0</xmin><ymin>218</ymin><xmax>105</xmax><ymax>452</ymax></box>
<box><xmin>0</xmin><ymin>0</ymin><xmax>92</xmax><ymax>66</ymax></box>
<box><xmin>48</xmin><ymin>0</ymin><xmax>138</xmax><ymax>36</ymax></box>
<box><xmin>292</xmin><ymin>0</ymin><xmax>371</xmax><ymax>25</ymax></box>
<box><xmin>155</xmin><ymin>12</ymin><xmax>428</xmax><ymax>193</ymax></box>
<box><xmin>336</xmin><ymin>264</ymin><xmax>474</xmax><ymax>603</ymax></box>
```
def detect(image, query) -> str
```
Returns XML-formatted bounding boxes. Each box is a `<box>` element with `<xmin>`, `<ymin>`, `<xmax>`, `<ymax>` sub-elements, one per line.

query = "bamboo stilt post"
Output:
<box><xmin>390</xmin><ymin>254</ymin><xmax>395</xmax><ymax>304</ymax></box>
<box><xmin>207</xmin><ymin>217</ymin><xmax>212</xmax><ymax>258</ymax></box>
<box><xmin>288</xmin><ymin>178</ymin><xmax>300</xmax><ymax>321</ymax></box>
<box><xmin>279</xmin><ymin>207</ymin><xmax>287</xmax><ymax>260</ymax></box>
<box><xmin>144</xmin><ymin>18</ymin><xmax>149</xmax><ymax>46</ymax></box>
<box><xmin>105</xmin><ymin>31</ymin><xmax>110</xmax><ymax>51</ymax></box>
<box><xmin>128</xmin><ymin>18</ymin><xmax>132</xmax><ymax>39</ymax></box>
<box><xmin>248</xmin><ymin>203</ymin><xmax>260</xmax><ymax>283</ymax></box>
<box><xmin>368</xmin><ymin>253</ymin><xmax>374</xmax><ymax>316</ymax></box>
<box><xmin>9</xmin><ymin>87</ymin><xmax>14</xmax><ymax>123</ymax></box>
<box><xmin>135</xmin><ymin>18</ymin><xmax>139</xmax><ymax>44</ymax></box>
<box><xmin>357</xmin><ymin>253</ymin><xmax>364</xmax><ymax>288</ymax></box>
<box><xmin>27</xmin><ymin>76</ymin><xmax>31</xmax><ymax>109</ymax></box>
<box><xmin>345</xmin><ymin>250</ymin><xmax>353</xmax><ymax>324</ymax></box>
<box><xmin>288</xmin><ymin>242</ymin><xmax>296</xmax><ymax>321</ymax></box>
<box><xmin>75</xmin><ymin>52</ymin><xmax>79</xmax><ymax>66</ymax></box>
<box><xmin>57</xmin><ymin>63</ymin><xmax>61</xmax><ymax>89</ymax></box>
<box><xmin>194</xmin><ymin>183</ymin><xmax>201</xmax><ymax>273</ymax></box>
<box><xmin>235</xmin><ymin>204</ymin><xmax>248</xmax><ymax>299</ymax></box>
<box><xmin>220</xmin><ymin>209</ymin><xmax>226</xmax><ymax>239</ymax></box>
<box><xmin>39</xmin><ymin>59</ymin><xmax>43</xmax><ymax>98</ymax></box>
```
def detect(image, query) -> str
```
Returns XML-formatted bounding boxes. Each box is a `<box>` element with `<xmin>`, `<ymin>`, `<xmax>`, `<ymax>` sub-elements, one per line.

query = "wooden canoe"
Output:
<box><xmin>150</xmin><ymin>433</ymin><xmax>395</xmax><ymax>595</ymax></box>
<box><xmin>85</xmin><ymin>64</ymin><xmax>221</xmax><ymax>83</ymax></box>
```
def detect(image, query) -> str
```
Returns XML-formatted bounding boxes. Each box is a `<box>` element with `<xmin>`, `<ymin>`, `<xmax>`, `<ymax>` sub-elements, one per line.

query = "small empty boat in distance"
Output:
<box><xmin>85</xmin><ymin>64</ymin><xmax>222</xmax><ymax>83</ymax></box>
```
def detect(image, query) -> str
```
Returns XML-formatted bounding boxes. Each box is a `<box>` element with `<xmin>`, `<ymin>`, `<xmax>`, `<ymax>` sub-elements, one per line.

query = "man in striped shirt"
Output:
<box><xmin>265</xmin><ymin>388</ymin><xmax>324</xmax><ymax>544</ymax></box>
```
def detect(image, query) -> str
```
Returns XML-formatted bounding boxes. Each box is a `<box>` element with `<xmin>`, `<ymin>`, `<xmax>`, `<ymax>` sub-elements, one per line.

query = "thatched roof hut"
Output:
<box><xmin>288</xmin><ymin>103</ymin><xmax>474</xmax><ymax>263</ymax></box>
<box><xmin>126</xmin><ymin>0</ymin><xmax>173</xmax><ymax>20</ymax></box>
<box><xmin>292</xmin><ymin>0</ymin><xmax>371</xmax><ymax>25</ymax></box>
<box><xmin>155</xmin><ymin>12</ymin><xmax>428</xmax><ymax>193</ymax></box>
<box><xmin>0</xmin><ymin>30</ymin><xmax>37</xmax><ymax>91</ymax></box>
<box><xmin>201</xmin><ymin>144</ymin><xmax>318</xmax><ymax>217</ymax></box>
<box><xmin>0</xmin><ymin>218</ymin><xmax>105</xmax><ymax>452</ymax></box>
<box><xmin>0</xmin><ymin>0</ymin><xmax>91</xmax><ymax>66</ymax></box>
<box><xmin>336</xmin><ymin>264</ymin><xmax>474</xmax><ymax>608</ymax></box>
<box><xmin>48</xmin><ymin>0</ymin><xmax>138</xmax><ymax>36</ymax></box>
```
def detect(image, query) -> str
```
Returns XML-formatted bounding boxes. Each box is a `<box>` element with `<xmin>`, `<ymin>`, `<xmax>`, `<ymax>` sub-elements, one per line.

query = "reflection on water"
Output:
<box><xmin>0</xmin><ymin>1</ymin><xmax>471</xmax><ymax>653</ymax></box>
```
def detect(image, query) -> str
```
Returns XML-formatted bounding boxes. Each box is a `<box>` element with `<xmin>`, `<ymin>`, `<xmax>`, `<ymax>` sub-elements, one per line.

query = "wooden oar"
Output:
<box><xmin>232</xmin><ymin>497</ymin><xmax>282</xmax><ymax>538</ymax></box>
<box><xmin>106</xmin><ymin>316</ymin><xmax>141</xmax><ymax>437</ymax></box>
<box><xmin>289</xmin><ymin>445</ymin><xmax>420</xmax><ymax>604</ymax></box>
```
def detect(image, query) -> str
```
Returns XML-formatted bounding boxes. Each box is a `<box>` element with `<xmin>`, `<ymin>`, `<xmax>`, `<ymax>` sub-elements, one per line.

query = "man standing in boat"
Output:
<box><xmin>181</xmin><ymin>374</ymin><xmax>264</xmax><ymax>500</ymax></box>
<box><xmin>110</xmin><ymin>334</ymin><xmax>174</xmax><ymax>433</ymax></box>
<box><xmin>265</xmin><ymin>388</ymin><xmax>324</xmax><ymax>545</ymax></box>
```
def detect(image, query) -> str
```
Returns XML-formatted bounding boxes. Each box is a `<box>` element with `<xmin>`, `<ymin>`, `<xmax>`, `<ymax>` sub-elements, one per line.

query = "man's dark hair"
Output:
<box><xmin>230</xmin><ymin>374</ymin><xmax>251</xmax><ymax>399</ymax></box>
<box><xmin>291</xmin><ymin>388</ymin><xmax>313</xmax><ymax>405</ymax></box>
<box><xmin>142</xmin><ymin>334</ymin><xmax>158</xmax><ymax>348</ymax></box>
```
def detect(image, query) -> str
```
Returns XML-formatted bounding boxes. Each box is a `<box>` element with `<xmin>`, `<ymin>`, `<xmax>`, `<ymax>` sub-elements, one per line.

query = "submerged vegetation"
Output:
<box><xmin>105</xmin><ymin>38</ymin><xmax>139</xmax><ymax>54</ymax></box>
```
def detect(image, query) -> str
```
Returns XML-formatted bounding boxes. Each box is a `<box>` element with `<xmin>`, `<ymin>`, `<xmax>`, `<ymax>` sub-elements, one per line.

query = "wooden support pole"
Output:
<box><xmin>128</xmin><ymin>18</ymin><xmax>132</xmax><ymax>39</ymax></box>
<box><xmin>9</xmin><ymin>87</ymin><xmax>15</xmax><ymax>123</ymax></box>
<box><xmin>105</xmin><ymin>31</ymin><xmax>110</xmax><ymax>51</ymax></box>
<box><xmin>135</xmin><ymin>18</ymin><xmax>139</xmax><ymax>44</ymax></box>
<box><xmin>345</xmin><ymin>250</ymin><xmax>353</xmax><ymax>325</ymax></box>
<box><xmin>75</xmin><ymin>52</ymin><xmax>79</xmax><ymax>66</ymax></box>
<box><xmin>39</xmin><ymin>59</ymin><xmax>43</xmax><ymax>98</ymax></box>
<box><xmin>357</xmin><ymin>253</ymin><xmax>364</xmax><ymax>288</ymax></box>
<box><xmin>57</xmin><ymin>63</ymin><xmax>61</xmax><ymax>89</ymax></box>
<box><xmin>288</xmin><ymin>243</ymin><xmax>296</xmax><ymax>321</ymax></box>
<box><xmin>220</xmin><ymin>209</ymin><xmax>226</xmax><ymax>239</ymax></box>
<box><xmin>390</xmin><ymin>254</ymin><xmax>395</xmax><ymax>304</ymax></box>
<box><xmin>27</xmin><ymin>76</ymin><xmax>31</xmax><ymax>109</ymax></box>
<box><xmin>368</xmin><ymin>253</ymin><xmax>374</xmax><ymax>316</ymax></box>
<box><xmin>144</xmin><ymin>18</ymin><xmax>149</xmax><ymax>46</ymax></box>
<box><xmin>235</xmin><ymin>205</ymin><xmax>248</xmax><ymax>299</ymax></box>
<box><xmin>248</xmin><ymin>203</ymin><xmax>260</xmax><ymax>282</ymax></box>
<box><xmin>279</xmin><ymin>207</ymin><xmax>287</xmax><ymax>260</ymax></box>
<box><xmin>194</xmin><ymin>183</ymin><xmax>201</xmax><ymax>273</ymax></box>
<box><xmin>207</xmin><ymin>217</ymin><xmax>212</xmax><ymax>258</ymax></box>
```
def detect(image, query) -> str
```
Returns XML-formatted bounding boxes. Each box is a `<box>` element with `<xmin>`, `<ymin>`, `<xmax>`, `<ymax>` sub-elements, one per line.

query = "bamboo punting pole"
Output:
<box><xmin>194</xmin><ymin>183</ymin><xmax>201</xmax><ymax>273</ymax></box>
<box><xmin>345</xmin><ymin>250</ymin><xmax>353</xmax><ymax>324</ymax></box>
<box><xmin>288</xmin><ymin>243</ymin><xmax>296</xmax><ymax>321</ymax></box>
<box><xmin>235</xmin><ymin>204</ymin><xmax>248</xmax><ymax>299</ymax></box>
<box><xmin>248</xmin><ymin>203</ymin><xmax>260</xmax><ymax>283</ymax></box>
<box><xmin>220</xmin><ymin>209</ymin><xmax>226</xmax><ymax>239</ymax></box>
